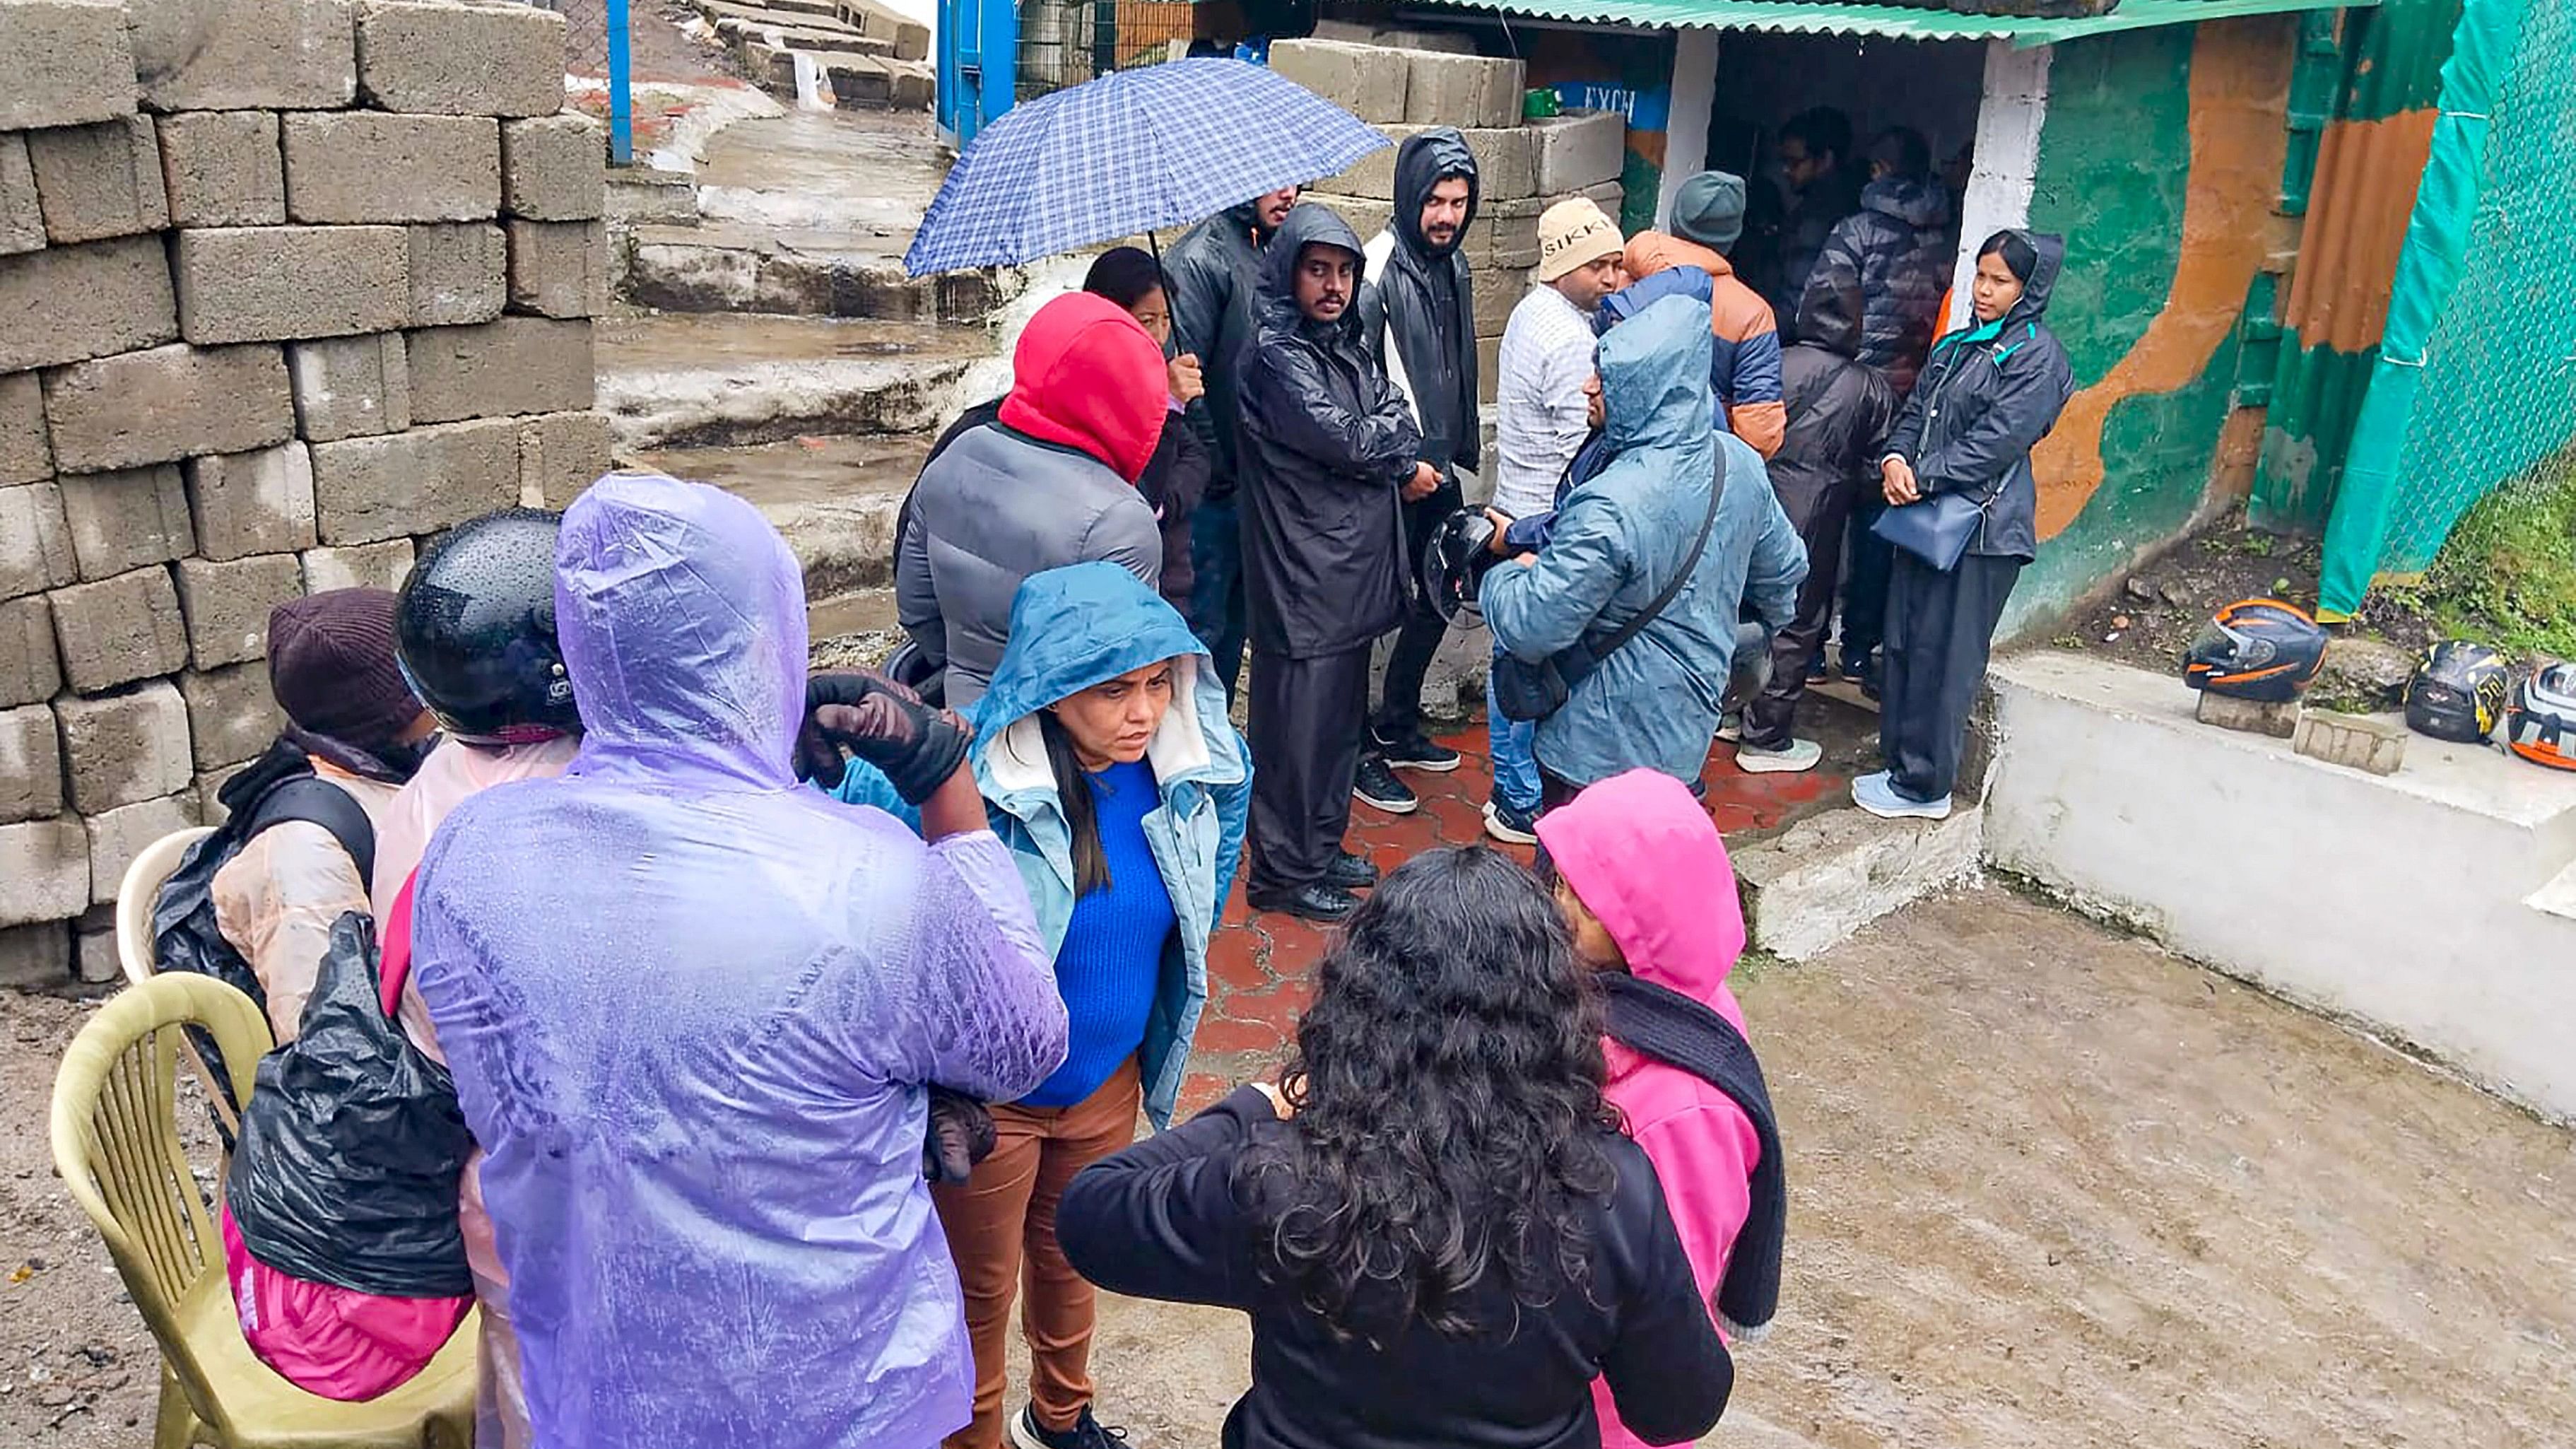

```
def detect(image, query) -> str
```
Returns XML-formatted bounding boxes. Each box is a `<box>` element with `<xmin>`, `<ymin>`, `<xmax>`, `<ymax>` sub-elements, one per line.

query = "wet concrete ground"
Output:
<box><xmin>9</xmin><ymin>886</ymin><xmax>2574</xmax><ymax>1446</ymax></box>
<box><xmin>1035</xmin><ymin>888</ymin><xmax>2576</xmax><ymax>1449</ymax></box>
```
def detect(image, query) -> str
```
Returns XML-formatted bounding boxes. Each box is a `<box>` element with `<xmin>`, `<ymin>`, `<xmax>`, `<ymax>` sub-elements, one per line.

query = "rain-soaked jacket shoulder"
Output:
<box><xmin>833</xmin><ymin>561</ymin><xmax>1249</xmax><ymax>1128</ymax></box>
<box><xmin>1620</xmin><ymin>233</ymin><xmax>1787</xmax><ymax>459</ymax></box>
<box><xmin>1883</xmin><ymin>233</ymin><xmax>2073</xmax><ymax>561</ymax></box>
<box><xmin>1168</xmin><ymin>201</ymin><xmax>1268</xmax><ymax>496</ymax></box>
<box><xmin>1234</xmin><ymin>204</ymin><xmax>1423</xmax><ymax>658</ymax></box>
<box><xmin>1481</xmin><ymin>297</ymin><xmax>1806</xmax><ymax>787</ymax></box>
<box><xmin>1802</xmin><ymin>175</ymin><xmax>1953</xmax><ymax>396</ymax></box>
<box><xmin>408</xmin><ymin>472</ymin><xmax>1066</xmax><ymax>1449</ymax></box>
<box><xmin>1358</xmin><ymin>129</ymin><xmax>1481</xmax><ymax>479</ymax></box>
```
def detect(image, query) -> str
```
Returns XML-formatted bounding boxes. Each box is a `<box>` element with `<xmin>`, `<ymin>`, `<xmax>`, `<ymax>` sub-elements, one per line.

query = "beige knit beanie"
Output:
<box><xmin>1534</xmin><ymin>197</ymin><xmax>1624</xmax><ymax>283</ymax></box>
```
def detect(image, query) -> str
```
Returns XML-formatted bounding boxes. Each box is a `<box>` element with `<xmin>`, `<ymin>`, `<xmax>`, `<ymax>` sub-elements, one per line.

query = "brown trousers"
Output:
<box><xmin>934</xmin><ymin>1058</ymin><xmax>1142</xmax><ymax>1448</ymax></box>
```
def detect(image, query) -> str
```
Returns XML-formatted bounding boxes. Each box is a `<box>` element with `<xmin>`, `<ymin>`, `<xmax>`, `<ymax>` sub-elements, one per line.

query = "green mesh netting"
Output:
<box><xmin>2319</xmin><ymin>0</ymin><xmax>2576</xmax><ymax>618</ymax></box>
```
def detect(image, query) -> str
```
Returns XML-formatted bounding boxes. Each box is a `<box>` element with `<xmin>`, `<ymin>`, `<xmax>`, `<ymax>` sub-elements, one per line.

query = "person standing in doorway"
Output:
<box><xmin>1736</xmin><ymin>276</ymin><xmax>1899</xmax><ymax>774</ymax></box>
<box><xmin>1766</xmin><ymin>107</ymin><xmax>1863</xmax><ymax>332</ymax></box>
<box><xmin>1482</xmin><ymin>196</ymin><xmax>1625</xmax><ymax>845</ymax></box>
<box><xmin>1353</xmin><ymin>129</ymin><xmax>1481</xmax><ymax>816</ymax></box>
<box><xmin>1236</xmin><ymin>203</ymin><xmax>1431</xmax><ymax>922</ymax></box>
<box><xmin>1861</xmin><ymin>230</ymin><xmax>2072</xmax><ymax>821</ymax></box>
<box><xmin>1622</xmin><ymin>169</ymin><xmax>1787</xmax><ymax>459</ymax></box>
<box><xmin>1168</xmin><ymin>182</ymin><xmax>1302</xmax><ymax>698</ymax></box>
<box><xmin>1811</xmin><ymin>125</ymin><xmax>1955</xmax><ymax>694</ymax></box>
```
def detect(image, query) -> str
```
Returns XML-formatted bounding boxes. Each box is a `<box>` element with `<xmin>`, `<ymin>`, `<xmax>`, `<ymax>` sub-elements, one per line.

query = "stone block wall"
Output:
<box><xmin>1281</xmin><ymin>33</ymin><xmax>1627</xmax><ymax>406</ymax></box>
<box><xmin>0</xmin><ymin>0</ymin><xmax>614</xmax><ymax>987</ymax></box>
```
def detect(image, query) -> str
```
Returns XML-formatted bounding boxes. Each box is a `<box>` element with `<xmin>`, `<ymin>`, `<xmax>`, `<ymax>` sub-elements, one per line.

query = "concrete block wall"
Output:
<box><xmin>1290</xmin><ymin>37</ymin><xmax>1626</xmax><ymax>406</ymax></box>
<box><xmin>0</xmin><ymin>0</ymin><xmax>613</xmax><ymax>987</ymax></box>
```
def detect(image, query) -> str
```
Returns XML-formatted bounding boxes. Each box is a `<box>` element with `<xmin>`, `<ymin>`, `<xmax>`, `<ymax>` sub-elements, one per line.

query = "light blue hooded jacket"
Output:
<box><xmin>835</xmin><ymin>561</ymin><xmax>1251</xmax><ymax>1128</ymax></box>
<box><xmin>1482</xmin><ymin>296</ymin><xmax>1807</xmax><ymax>787</ymax></box>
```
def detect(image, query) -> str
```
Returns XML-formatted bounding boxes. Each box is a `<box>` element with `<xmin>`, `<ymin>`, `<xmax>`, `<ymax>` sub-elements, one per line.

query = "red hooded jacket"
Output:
<box><xmin>997</xmin><ymin>292</ymin><xmax>1168</xmax><ymax>485</ymax></box>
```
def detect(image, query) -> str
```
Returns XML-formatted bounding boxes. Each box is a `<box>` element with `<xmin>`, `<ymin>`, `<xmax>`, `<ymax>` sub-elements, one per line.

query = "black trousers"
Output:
<box><xmin>1247</xmin><ymin>645</ymin><xmax>1372</xmax><ymax>896</ymax></box>
<box><xmin>1370</xmin><ymin>485</ymin><xmax>1461</xmax><ymax>745</ymax></box>
<box><xmin>1744</xmin><ymin>468</ymin><xmax>1859</xmax><ymax>749</ymax></box>
<box><xmin>1838</xmin><ymin>491</ymin><xmax>1893</xmax><ymax>667</ymax></box>
<box><xmin>1878</xmin><ymin>550</ymin><xmax>2021</xmax><ymax>802</ymax></box>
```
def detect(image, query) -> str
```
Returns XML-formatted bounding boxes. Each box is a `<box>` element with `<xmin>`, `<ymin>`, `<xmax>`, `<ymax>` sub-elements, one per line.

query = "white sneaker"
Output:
<box><xmin>1715</xmin><ymin>712</ymin><xmax>1743</xmax><ymax>742</ymax></box>
<box><xmin>1735</xmin><ymin>738</ymin><xmax>1822</xmax><ymax>774</ymax></box>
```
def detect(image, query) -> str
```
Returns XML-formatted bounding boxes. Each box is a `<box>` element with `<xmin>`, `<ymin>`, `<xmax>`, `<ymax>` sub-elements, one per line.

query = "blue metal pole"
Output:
<box><xmin>606</xmin><ymin>0</ymin><xmax>634</xmax><ymax>166</ymax></box>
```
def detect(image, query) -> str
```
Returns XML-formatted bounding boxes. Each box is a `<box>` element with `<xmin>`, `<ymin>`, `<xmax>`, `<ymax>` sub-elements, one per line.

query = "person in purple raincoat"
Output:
<box><xmin>408</xmin><ymin>471</ymin><xmax>1070</xmax><ymax>1449</ymax></box>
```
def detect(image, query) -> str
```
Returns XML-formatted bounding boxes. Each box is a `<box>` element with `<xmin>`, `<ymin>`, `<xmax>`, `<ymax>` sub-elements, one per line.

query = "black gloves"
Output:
<box><xmin>923</xmin><ymin>1088</ymin><xmax>996</xmax><ymax>1184</ymax></box>
<box><xmin>796</xmin><ymin>668</ymin><xmax>973</xmax><ymax>804</ymax></box>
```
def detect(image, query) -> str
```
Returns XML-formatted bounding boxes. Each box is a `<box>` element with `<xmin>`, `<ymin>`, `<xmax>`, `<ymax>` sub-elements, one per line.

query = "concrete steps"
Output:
<box><xmin>595</xmin><ymin>312</ymin><xmax>989</xmax><ymax>450</ymax></box>
<box><xmin>628</xmin><ymin>433</ymin><xmax>930</xmax><ymax>599</ymax></box>
<box><xmin>685</xmin><ymin>0</ymin><xmax>932</xmax><ymax>112</ymax></box>
<box><xmin>625</xmin><ymin>222</ymin><xmax>1013</xmax><ymax>322</ymax></box>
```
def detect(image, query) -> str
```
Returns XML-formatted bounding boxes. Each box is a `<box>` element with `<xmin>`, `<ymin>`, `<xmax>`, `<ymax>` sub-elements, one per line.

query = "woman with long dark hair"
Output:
<box><xmin>1860</xmin><ymin>228</ymin><xmax>2074</xmax><ymax>821</ymax></box>
<box><xmin>1059</xmin><ymin>847</ymin><xmax>1732</xmax><ymax>1449</ymax></box>
<box><xmin>826</xmin><ymin>561</ymin><xmax>1249</xmax><ymax>1449</ymax></box>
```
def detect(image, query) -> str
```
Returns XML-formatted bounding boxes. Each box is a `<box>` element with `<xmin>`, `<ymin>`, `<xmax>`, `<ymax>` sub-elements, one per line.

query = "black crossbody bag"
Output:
<box><xmin>1491</xmin><ymin>445</ymin><xmax>1727</xmax><ymax>723</ymax></box>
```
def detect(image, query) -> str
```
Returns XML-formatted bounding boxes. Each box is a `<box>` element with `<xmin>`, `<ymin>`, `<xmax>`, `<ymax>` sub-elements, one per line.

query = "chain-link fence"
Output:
<box><xmin>1016</xmin><ymin>0</ymin><xmax>1197</xmax><ymax>100</ymax></box>
<box><xmin>2320</xmin><ymin>0</ymin><xmax>2576</xmax><ymax>615</ymax></box>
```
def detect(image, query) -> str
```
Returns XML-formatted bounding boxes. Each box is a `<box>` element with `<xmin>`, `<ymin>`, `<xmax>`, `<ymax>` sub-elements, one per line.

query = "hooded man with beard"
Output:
<box><xmin>1235</xmin><ymin>203</ymin><xmax>1433</xmax><ymax>922</ymax></box>
<box><xmin>1353</xmin><ymin>129</ymin><xmax>1481</xmax><ymax>812</ymax></box>
<box><xmin>1167</xmin><ymin>183</ymin><xmax>1302</xmax><ymax>696</ymax></box>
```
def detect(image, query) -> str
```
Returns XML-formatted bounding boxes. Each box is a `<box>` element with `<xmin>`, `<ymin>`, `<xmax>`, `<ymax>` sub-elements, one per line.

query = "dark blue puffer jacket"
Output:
<box><xmin>1799</xmin><ymin>177</ymin><xmax>1952</xmax><ymax>397</ymax></box>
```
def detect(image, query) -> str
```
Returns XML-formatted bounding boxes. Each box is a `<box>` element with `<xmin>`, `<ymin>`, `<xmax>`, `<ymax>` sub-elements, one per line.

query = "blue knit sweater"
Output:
<box><xmin>1019</xmin><ymin>758</ymin><xmax>1177</xmax><ymax>1108</ymax></box>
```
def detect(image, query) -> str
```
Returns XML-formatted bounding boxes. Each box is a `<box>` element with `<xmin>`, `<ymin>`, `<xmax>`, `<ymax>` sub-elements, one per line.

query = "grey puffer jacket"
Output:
<box><xmin>1234</xmin><ymin>204</ymin><xmax>1423</xmax><ymax>659</ymax></box>
<box><xmin>1881</xmin><ymin>232</ymin><xmax>2074</xmax><ymax>561</ymax></box>
<box><xmin>1166</xmin><ymin>200</ymin><xmax>1270</xmax><ymax>500</ymax></box>
<box><xmin>897</xmin><ymin>422</ymin><xmax>1160</xmax><ymax>708</ymax></box>
<box><xmin>1801</xmin><ymin>176</ymin><xmax>1953</xmax><ymax>397</ymax></box>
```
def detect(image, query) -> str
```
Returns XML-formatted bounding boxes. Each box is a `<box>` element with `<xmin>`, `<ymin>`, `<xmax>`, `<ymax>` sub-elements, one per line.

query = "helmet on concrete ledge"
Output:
<box><xmin>396</xmin><ymin>508</ymin><xmax>582</xmax><ymax>745</ymax></box>
<box><xmin>1421</xmin><ymin>506</ymin><xmax>1500</xmax><ymax>626</ymax></box>
<box><xmin>2404</xmin><ymin>640</ymin><xmax>2511</xmax><ymax>743</ymax></box>
<box><xmin>2504</xmin><ymin>661</ymin><xmax>2576</xmax><ymax>771</ymax></box>
<box><xmin>2182</xmin><ymin>598</ymin><xmax>2328</xmax><ymax>703</ymax></box>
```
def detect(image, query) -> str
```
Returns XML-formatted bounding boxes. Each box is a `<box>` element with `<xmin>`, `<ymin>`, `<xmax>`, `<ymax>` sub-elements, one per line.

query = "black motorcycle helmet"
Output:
<box><xmin>2404</xmin><ymin>640</ymin><xmax>2510</xmax><ymax>743</ymax></box>
<box><xmin>1421</xmin><ymin>507</ymin><xmax>1500</xmax><ymax>626</ymax></box>
<box><xmin>2182</xmin><ymin>597</ymin><xmax>2328</xmax><ymax>703</ymax></box>
<box><xmin>395</xmin><ymin>508</ymin><xmax>581</xmax><ymax>744</ymax></box>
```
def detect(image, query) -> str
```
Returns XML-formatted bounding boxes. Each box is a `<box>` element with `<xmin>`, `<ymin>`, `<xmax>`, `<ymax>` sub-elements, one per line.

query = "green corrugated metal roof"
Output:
<box><xmin>1465</xmin><ymin>0</ymin><xmax>2371</xmax><ymax>45</ymax></box>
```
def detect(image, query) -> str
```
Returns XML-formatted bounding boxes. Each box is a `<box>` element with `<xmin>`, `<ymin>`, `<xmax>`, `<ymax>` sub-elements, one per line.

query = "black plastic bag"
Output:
<box><xmin>224</xmin><ymin>911</ymin><xmax>473</xmax><ymax>1298</ymax></box>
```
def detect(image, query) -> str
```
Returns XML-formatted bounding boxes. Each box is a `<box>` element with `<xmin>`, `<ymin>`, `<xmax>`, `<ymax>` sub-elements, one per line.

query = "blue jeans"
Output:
<box><xmin>1189</xmin><ymin>493</ymin><xmax>1249</xmax><ymax>697</ymax></box>
<box><xmin>1486</xmin><ymin>639</ymin><xmax>1540</xmax><ymax>813</ymax></box>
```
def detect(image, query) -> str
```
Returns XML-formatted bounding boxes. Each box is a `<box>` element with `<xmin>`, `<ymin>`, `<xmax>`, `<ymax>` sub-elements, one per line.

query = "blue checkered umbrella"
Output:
<box><xmin>902</xmin><ymin>58</ymin><xmax>1389</xmax><ymax>276</ymax></box>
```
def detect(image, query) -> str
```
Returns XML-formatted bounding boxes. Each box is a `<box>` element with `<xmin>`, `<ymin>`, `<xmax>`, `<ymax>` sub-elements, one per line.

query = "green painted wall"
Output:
<box><xmin>2006</xmin><ymin>24</ymin><xmax>2252</xmax><ymax>635</ymax></box>
<box><xmin>2026</xmin><ymin>26</ymin><xmax>2194</xmax><ymax>389</ymax></box>
<box><xmin>2016</xmin><ymin>334</ymin><xmax>2245</xmax><ymax>628</ymax></box>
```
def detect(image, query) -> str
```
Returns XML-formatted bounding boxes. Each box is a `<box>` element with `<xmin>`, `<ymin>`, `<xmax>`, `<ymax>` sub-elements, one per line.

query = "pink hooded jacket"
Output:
<box><xmin>1536</xmin><ymin>770</ymin><xmax>1762</xmax><ymax>1449</ymax></box>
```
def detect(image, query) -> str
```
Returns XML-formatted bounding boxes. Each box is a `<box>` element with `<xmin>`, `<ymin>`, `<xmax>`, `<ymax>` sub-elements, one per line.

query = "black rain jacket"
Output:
<box><xmin>1882</xmin><ymin>232</ymin><xmax>2074</xmax><ymax>561</ymax></box>
<box><xmin>1233</xmin><ymin>204</ymin><xmax>1423</xmax><ymax>659</ymax></box>
<box><xmin>1358</xmin><ymin>129</ymin><xmax>1481</xmax><ymax>481</ymax></box>
<box><xmin>1769</xmin><ymin>269</ymin><xmax>1899</xmax><ymax>520</ymax></box>
<box><xmin>1168</xmin><ymin>199</ymin><xmax>1271</xmax><ymax>500</ymax></box>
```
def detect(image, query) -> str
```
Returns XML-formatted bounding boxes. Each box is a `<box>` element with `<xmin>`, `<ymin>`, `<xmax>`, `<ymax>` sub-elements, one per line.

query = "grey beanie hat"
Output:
<box><xmin>1671</xmin><ymin>170</ymin><xmax>1748</xmax><ymax>252</ymax></box>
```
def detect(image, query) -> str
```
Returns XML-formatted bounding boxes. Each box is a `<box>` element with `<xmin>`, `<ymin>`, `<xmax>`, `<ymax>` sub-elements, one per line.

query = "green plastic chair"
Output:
<box><xmin>49</xmin><ymin>972</ymin><xmax>477</xmax><ymax>1449</ymax></box>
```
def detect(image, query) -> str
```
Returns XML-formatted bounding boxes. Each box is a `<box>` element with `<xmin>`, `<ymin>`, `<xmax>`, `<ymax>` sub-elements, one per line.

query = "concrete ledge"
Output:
<box><xmin>1735</xmin><ymin>804</ymin><xmax>1983</xmax><ymax>961</ymax></box>
<box><xmin>1984</xmin><ymin>650</ymin><xmax>2576</xmax><ymax>1120</ymax></box>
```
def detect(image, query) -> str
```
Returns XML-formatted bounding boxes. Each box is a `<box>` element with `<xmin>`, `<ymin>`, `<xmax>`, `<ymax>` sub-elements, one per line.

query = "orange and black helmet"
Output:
<box><xmin>2504</xmin><ymin>661</ymin><xmax>2576</xmax><ymax>771</ymax></box>
<box><xmin>2182</xmin><ymin>598</ymin><xmax>2327</xmax><ymax>703</ymax></box>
